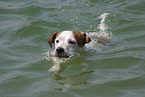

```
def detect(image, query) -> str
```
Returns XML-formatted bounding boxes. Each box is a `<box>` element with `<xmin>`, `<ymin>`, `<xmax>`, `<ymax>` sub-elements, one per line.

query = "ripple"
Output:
<box><xmin>0</xmin><ymin>0</ymin><xmax>145</xmax><ymax>97</ymax></box>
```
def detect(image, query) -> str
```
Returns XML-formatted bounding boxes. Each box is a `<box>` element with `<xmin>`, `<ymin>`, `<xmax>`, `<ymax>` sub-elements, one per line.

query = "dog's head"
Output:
<box><xmin>48</xmin><ymin>31</ymin><xmax>91</xmax><ymax>58</ymax></box>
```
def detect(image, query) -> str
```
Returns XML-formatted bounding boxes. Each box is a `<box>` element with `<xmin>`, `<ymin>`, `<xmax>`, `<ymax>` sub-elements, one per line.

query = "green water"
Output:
<box><xmin>0</xmin><ymin>0</ymin><xmax>145</xmax><ymax>97</ymax></box>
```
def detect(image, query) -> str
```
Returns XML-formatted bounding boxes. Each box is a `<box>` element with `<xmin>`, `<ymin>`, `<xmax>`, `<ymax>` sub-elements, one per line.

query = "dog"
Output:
<box><xmin>47</xmin><ymin>31</ymin><xmax>109</xmax><ymax>72</ymax></box>
<box><xmin>48</xmin><ymin>31</ymin><xmax>91</xmax><ymax>58</ymax></box>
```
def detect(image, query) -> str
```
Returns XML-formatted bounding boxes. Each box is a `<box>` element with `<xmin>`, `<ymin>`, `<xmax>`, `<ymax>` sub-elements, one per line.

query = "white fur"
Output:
<box><xmin>54</xmin><ymin>31</ymin><xmax>79</xmax><ymax>57</ymax></box>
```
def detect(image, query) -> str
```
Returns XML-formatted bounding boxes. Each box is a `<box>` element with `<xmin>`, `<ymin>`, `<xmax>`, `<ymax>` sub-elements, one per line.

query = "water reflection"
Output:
<box><xmin>52</xmin><ymin>69</ymin><xmax>94</xmax><ymax>88</ymax></box>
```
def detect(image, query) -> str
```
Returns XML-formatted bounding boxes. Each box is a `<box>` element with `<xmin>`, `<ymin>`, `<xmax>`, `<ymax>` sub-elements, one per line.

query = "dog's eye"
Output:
<box><xmin>56</xmin><ymin>40</ymin><xmax>59</xmax><ymax>43</ymax></box>
<box><xmin>69</xmin><ymin>40</ymin><xmax>76</xmax><ymax>44</ymax></box>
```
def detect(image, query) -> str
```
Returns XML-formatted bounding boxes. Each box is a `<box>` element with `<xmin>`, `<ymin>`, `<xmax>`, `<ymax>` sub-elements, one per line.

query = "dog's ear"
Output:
<box><xmin>80</xmin><ymin>32</ymin><xmax>91</xmax><ymax>44</ymax></box>
<box><xmin>48</xmin><ymin>32</ymin><xmax>58</xmax><ymax>48</ymax></box>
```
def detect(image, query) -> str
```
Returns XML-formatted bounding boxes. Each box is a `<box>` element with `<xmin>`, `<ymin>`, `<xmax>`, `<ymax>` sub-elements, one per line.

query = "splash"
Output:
<box><xmin>45</xmin><ymin>50</ymin><xmax>66</xmax><ymax>73</ymax></box>
<box><xmin>98</xmin><ymin>13</ymin><xmax>109</xmax><ymax>36</ymax></box>
<box><xmin>45</xmin><ymin>50</ymin><xmax>67</xmax><ymax>63</ymax></box>
<box><xmin>98</xmin><ymin>13</ymin><xmax>112</xmax><ymax>38</ymax></box>
<box><xmin>45</xmin><ymin>50</ymin><xmax>80</xmax><ymax>73</ymax></box>
<box><xmin>86</xmin><ymin>13</ymin><xmax>112</xmax><ymax>50</ymax></box>
<box><xmin>88</xmin><ymin>13</ymin><xmax>112</xmax><ymax>39</ymax></box>
<box><xmin>45</xmin><ymin>50</ymin><xmax>80</xmax><ymax>63</ymax></box>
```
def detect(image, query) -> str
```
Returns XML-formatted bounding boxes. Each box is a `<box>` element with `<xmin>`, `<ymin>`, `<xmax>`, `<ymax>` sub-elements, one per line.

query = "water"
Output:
<box><xmin>0</xmin><ymin>0</ymin><xmax>145</xmax><ymax>97</ymax></box>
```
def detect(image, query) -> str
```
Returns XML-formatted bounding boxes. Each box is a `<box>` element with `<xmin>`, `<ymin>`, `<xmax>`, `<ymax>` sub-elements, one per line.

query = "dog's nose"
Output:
<box><xmin>56</xmin><ymin>47</ymin><xmax>64</xmax><ymax>54</ymax></box>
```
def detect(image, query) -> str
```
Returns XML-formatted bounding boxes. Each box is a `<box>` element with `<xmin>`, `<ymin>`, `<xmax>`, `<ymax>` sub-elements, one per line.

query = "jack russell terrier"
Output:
<box><xmin>48</xmin><ymin>31</ymin><xmax>91</xmax><ymax>58</ymax></box>
<box><xmin>48</xmin><ymin>30</ymin><xmax>109</xmax><ymax>59</ymax></box>
<box><xmin>48</xmin><ymin>31</ymin><xmax>109</xmax><ymax>72</ymax></box>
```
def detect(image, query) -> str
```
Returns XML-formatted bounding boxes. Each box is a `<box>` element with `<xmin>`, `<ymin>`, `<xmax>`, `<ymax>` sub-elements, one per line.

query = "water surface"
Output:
<box><xmin>0</xmin><ymin>0</ymin><xmax>145</xmax><ymax>97</ymax></box>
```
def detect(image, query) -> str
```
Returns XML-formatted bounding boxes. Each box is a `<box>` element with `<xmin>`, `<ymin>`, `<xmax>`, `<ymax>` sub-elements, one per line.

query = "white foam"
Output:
<box><xmin>99</xmin><ymin>13</ymin><xmax>109</xmax><ymax>24</ymax></box>
<box><xmin>88</xmin><ymin>13</ymin><xmax>112</xmax><ymax>38</ymax></box>
<box><xmin>45</xmin><ymin>50</ymin><xmax>80</xmax><ymax>73</ymax></box>
<box><xmin>86</xmin><ymin>13</ymin><xmax>112</xmax><ymax>49</ymax></box>
<box><xmin>98</xmin><ymin>13</ymin><xmax>112</xmax><ymax>38</ymax></box>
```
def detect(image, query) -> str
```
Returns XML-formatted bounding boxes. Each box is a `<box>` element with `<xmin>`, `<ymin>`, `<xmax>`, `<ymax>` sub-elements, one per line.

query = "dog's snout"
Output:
<box><xmin>56</xmin><ymin>47</ymin><xmax>64</xmax><ymax>54</ymax></box>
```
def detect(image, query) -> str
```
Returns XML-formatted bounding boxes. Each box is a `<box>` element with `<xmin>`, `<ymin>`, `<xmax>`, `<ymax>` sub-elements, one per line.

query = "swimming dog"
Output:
<box><xmin>48</xmin><ymin>31</ymin><xmax>91</xmax><ymax>58</ymax></box>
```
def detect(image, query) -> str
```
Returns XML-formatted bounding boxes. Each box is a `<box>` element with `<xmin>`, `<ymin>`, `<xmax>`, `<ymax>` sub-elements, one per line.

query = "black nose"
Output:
<box><xmin>56</xmin><ymin>47</ymin><xmax>64</xmax><ymax>54</ymax></box>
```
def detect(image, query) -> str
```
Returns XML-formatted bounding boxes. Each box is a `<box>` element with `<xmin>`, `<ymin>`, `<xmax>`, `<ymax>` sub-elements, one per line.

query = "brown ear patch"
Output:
<box><xmin>48</xmin><ymin>32</ymin><xmax>58</xmax><ymax>48</ymax></box>
<box><xmin>73</xmin><ymin>31</ymin><xmax>91</xmax><ymax>47</ymax></box>
<box><xmin>80</xmin><ymin>32</ymin><xmax>91</xmax><ymax>43</ymax></box>
<box><xmin>48</xmin><ymin>32</ymin><xmax>63</xmax><ymax>48</ymax></box>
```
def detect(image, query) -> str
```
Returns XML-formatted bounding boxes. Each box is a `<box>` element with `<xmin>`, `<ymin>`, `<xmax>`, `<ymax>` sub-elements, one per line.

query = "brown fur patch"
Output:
<box><xmin>48</xmin><ymin>32</ymin><xmax>62</xmax><ymax>48</ymax></box>
<box><xmin>73</xmin><ymin>31</ymin><xmax>91</xmax><ymax>47</ymax></box>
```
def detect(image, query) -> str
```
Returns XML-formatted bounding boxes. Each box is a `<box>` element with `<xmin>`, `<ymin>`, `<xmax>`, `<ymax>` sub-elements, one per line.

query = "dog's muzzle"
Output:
<box><xmin>55</xmin><ymin>47</ymin><xmax>69</xmax><ymax>58</ymax></box>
